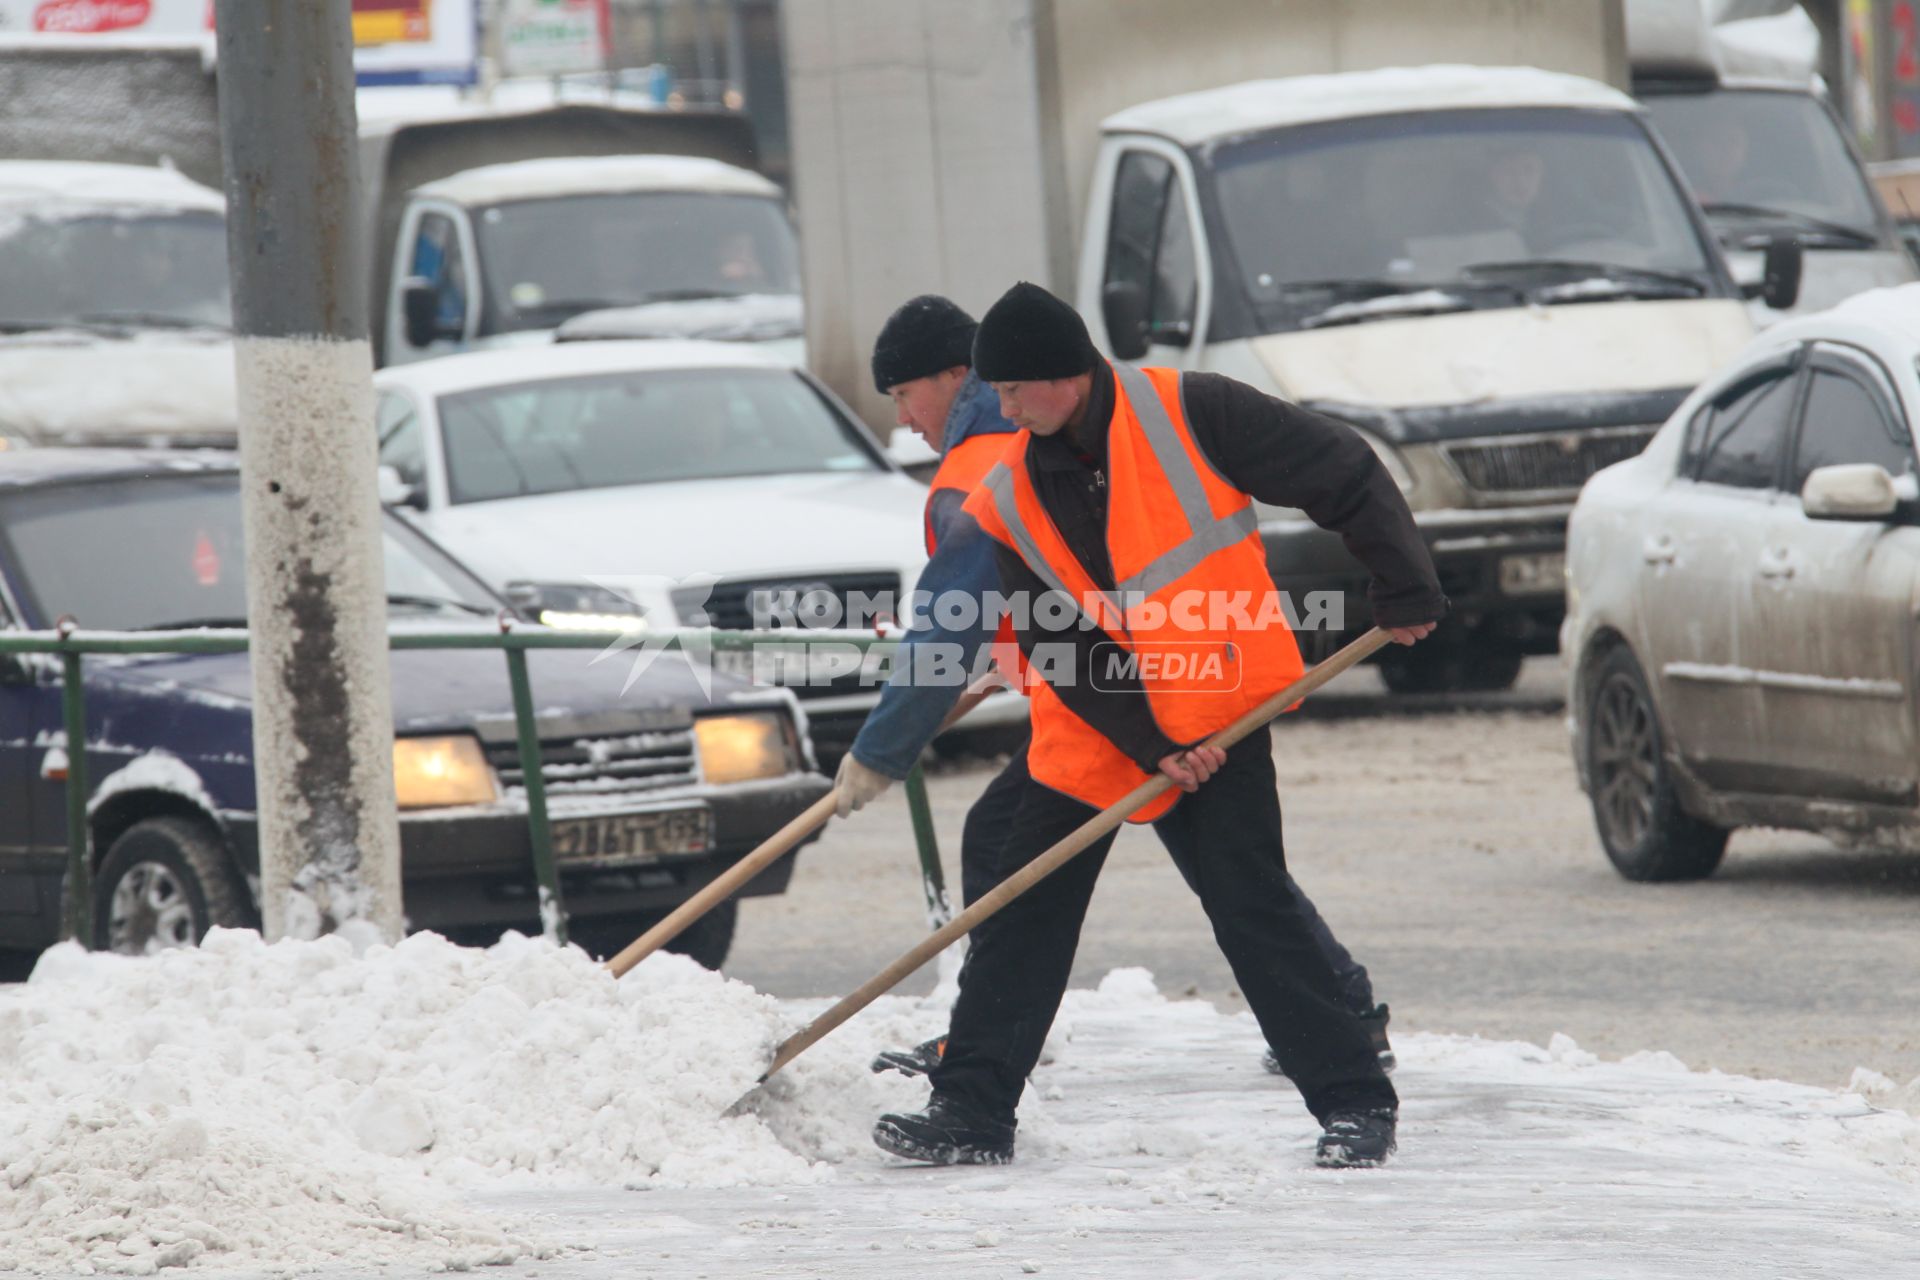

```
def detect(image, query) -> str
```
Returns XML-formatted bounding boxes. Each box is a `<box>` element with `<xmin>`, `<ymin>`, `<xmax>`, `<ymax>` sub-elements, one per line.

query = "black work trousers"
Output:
<box><xmin>931</xmin><ymin>729</ymin><xmax>1397</xmax><ymax>1127</ymax></box>
<box><xmin>957</xmin><ymin>732</ymin><xmax>1374</xmax><ymax>1012</ymax></box>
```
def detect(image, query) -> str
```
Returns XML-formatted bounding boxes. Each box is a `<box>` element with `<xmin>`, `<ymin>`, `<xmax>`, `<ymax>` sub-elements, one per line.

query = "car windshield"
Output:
<box><xmin>1642</xmin><ymin>89</ymin><xmax>1882</xmax><ymax>246</ymax></box>
<box><xmin>1207</xmin><ymin>107</ymin><xmax>1718</xmax><ymax>333</ymax></box>
<box><xmin>435</xmin><ymin>366</ymin><xmax>881</xmax><ymax>504</ymax></box>
<box><xmin>0</xmin><ymin>206</ymin><xmax>231</xmax><ymax>332</ymax></box>
<box><xmin>0</xmin><ymin>472</ymin><xmax>499</xmax><ymax>631</ymax></box>
<box><xmin>474</xmin><ymin>192</ymin><xmax>800</xmax><ymax>333</ymax></box>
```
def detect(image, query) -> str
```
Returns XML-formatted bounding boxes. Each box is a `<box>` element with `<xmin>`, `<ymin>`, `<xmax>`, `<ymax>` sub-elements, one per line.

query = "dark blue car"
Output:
<box><xmin>0</xmin><ymin>450</ymin><xmax>830</xmax><ymax>965</ymax></box>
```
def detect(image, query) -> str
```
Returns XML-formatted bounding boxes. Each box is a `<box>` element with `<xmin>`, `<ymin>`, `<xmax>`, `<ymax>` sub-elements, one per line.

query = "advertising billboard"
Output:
<box><xmin>0</xmin><ymin>0</ymin><xmax>477</xmax><ymax>85</ymax></box>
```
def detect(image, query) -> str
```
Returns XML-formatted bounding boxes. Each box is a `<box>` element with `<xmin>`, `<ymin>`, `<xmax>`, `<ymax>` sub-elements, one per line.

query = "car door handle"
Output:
<box><xmin>1757</xmin><ymin>548</ymin><xmax>1796</xmax><ymax>580</ymax></box>
<box><xmin>1642</xmin><ymin>534</ymin><xmax>1676</xmax><ymax>565</ymax></box>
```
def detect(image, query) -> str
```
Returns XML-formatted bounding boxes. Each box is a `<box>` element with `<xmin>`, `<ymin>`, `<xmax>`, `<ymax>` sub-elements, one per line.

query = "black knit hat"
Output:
<box><xmin>972</xmin><ymin>281</ymin><xmax>1100</xmax><ymax>383</ymax></box>
<box><xmin>870</xmin><ymin>295</ymin><xmax>978</xmax><ymax>393</ymax></box>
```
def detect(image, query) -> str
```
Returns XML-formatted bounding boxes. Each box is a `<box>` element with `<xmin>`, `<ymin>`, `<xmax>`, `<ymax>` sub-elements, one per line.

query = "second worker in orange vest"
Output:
<box><xmin>872</xmin><ymin>282</ymin><xmax>1444</xmax><ymax>1171</ymax></box>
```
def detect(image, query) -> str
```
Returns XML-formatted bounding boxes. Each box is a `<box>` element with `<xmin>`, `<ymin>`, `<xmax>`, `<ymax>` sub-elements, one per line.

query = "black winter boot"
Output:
<box><xmin>873</xmin><ymin>1095</ymin><xmax>1016</xmax><ymax>1165</ymax></box>
<box><xmin>1264</xmin><ymin>1003</ymin><xmax>1395</xmax><ymax>1078</ymax></box>
<box><xmin>870</xmin><ymin>1035</ymin><xmax>946</xmax><ymax>1078</ymax></box>
<box><xmin>1314</xmin><ymin>1107</ymin><xmax>1397</xmax><ymax>1168</ymax></box>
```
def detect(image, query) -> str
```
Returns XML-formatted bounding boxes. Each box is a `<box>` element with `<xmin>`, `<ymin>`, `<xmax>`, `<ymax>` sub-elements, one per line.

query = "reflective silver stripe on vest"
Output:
<box><xmin>1112</xmin><ymin>362</ymin><xmax>1214</xmax><ymax>536</ymax></box>
<box><xmin>1116</xmin><ymin>504</ymin><xmax>1259</xmax><ymax>599</ymax></box>
<box><xmin>986</xmin><ymin>364</ymin><xmax>1265</xmax><ymax>624</ymax></box>
<box><xmin>982</xmin><ymin>462</ymin><xmax>1123</xmax><ymax>628</ymax></box>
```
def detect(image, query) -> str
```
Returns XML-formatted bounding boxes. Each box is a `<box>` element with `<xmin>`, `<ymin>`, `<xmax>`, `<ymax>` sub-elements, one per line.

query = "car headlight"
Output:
<box><xmin>1354</xmin><ymin>430</ymin><xmax>1414</xmax><ymax>493</ymax></box>
<box><xmin>694</xmin><ymin>712</ymin><xmax>797</xmax><ymax>784</ymax></box>
<box><xmin>505</xmin><ymin>581</ymin><xmax>649</xmax><ymax>632</ymax></box>
<box><xmin>393</xmin><ymin>735</ymin><xmax>500</xmax><ymax>809</ymax></box>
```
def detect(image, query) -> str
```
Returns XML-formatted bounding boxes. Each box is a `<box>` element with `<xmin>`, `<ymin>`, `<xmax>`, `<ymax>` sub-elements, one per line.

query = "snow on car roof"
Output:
<box><xmin>1103</xmin><ymin>65</ymin><xmax>1637</xmax><ymax>145</ymax></box>
<box><xmin>0</xmin><ymin>160</ymin><xmax>224</xmax><ymax>212</ymax></box>
<box><xmin>372</xmin><ymin>338</ymin><xmax>792</xmax><ymax>397</ymax></box>
<box><xmin>412</xmin><ymin>155</ymin><xmax>779</xmax><ymax>207</ymax></box>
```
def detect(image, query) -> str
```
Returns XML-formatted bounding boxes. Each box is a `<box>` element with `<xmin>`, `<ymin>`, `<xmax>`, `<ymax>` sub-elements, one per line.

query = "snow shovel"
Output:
<box><xmin>723</xmin><ymin>626</ymin><xmax>1394</xmax><ymax>1115</ymax></box>
<box><xmin>603</xmin><ymin>675</ymin><xmax>1010</xmax><ymax>979</ymax></box>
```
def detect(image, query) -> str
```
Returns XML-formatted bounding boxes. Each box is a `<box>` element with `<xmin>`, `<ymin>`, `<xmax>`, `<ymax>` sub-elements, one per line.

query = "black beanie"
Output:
<box><xmin>971</xmin><ymin>281</ymin><xmax>1100</xmax><ymax>383</ymax></box>
<box><xmin>870</xmin><ymin>295</ymin><xmax>978</xmax><ymax>393</ymax></box>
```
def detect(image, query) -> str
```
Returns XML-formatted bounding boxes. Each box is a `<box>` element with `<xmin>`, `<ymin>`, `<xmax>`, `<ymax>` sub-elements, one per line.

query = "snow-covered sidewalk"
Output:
<box><xmin>3</xmin><ymin>932</ymin><xmax>1916</xmax><ymax>1277</ymax></box>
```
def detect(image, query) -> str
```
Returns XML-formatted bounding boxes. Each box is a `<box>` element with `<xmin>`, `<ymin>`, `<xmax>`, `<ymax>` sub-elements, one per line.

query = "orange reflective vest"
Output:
<box><xmin>924</xmin><ymin>433</ymin><xmax>1015</xmax><ymax>556</ymax></box>
<box><xmin>963</xmin><ymin>363</ymin><xmax>1305</xmax><ymax>821</ymax></box>
<box><xmin>920</xmin><ymin>430</ymin><xmax>1028</xmax><ymax>695</ymax></box>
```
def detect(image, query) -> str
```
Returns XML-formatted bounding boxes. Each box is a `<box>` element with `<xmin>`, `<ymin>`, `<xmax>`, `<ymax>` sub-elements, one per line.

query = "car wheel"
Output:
<box><xmin>567</xmin><ymin>900</ymin><xmax>737</xmax><ymax>970</ymax></box>
<box><xmin>92</xmin><ymin>816</ymin><xmax>255</xmax><ymax>956</ymax></box>
<box><xmin>1584</xmin><ymin>648</ymin><xmax>1729</xmax><ymax>882</ymax></box>
<box><xmin>1376</xmin><ymin>645</ymin><xmax>1523</xmax><ymax>694</ymax></box>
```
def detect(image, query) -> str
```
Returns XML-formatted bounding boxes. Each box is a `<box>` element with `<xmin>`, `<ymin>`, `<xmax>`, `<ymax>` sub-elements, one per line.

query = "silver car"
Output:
<box><xmin>1564</xmin><ymin>285</ymin><xmax>1920</xmax><ymax>880</ymax></box>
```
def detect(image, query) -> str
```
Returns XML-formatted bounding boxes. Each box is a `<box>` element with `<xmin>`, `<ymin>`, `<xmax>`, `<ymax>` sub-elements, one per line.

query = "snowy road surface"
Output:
<box><xmin>1</xmin><ymin>936</ymin><xmax>1915</xmax><ymax>1278</ymax></box>
<box><xmin>733</xmin><ymin>659</ymin><xmax>1920</xmax><ymax>1093</ymax></box>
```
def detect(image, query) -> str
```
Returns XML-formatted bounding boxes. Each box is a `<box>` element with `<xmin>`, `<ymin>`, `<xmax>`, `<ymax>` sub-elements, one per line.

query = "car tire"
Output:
<box><xmin>567</xmin><ymin>899</ymin><xmax>737</xmax><ymax>971</ymax></box>
<box><xmin>91</xmin><ymin>816</ymin><xmax>255</xmax><ymax>956</ymax></box>
<box><xmin>1376</xmin><ymin>645</ymin><xmax>1523</xmax><ymax>694</ymax></box>
<box><xmin>1584</xmin><ymin>647</ymin><xmax>1729</xmax><ymax>882</ymax></box>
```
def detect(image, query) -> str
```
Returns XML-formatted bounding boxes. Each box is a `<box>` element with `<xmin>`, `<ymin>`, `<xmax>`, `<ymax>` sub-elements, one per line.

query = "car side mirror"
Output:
<box><xmin>1101</xmin><ymin>281</ymin><xmax>1150</xmax><ymax>362</ymax></box>
<box><xmin>1740</xmin><ymin>236</ymin><xmax>1803</xmax><ymax>311</ymax></box>
<box><xmin>402</xmin><ymin>277</ymin><xmax>447</xmax><ymax>349</ymax></box>
<box><xmin>1802</xmin><ymin>463</ymin><xmax>1899</xmax><ymax>521</ymax></box>
<box><xmin>377</xmin><ymin>464</ymin><xmax>425</xmax><ymax>511</ymax></box>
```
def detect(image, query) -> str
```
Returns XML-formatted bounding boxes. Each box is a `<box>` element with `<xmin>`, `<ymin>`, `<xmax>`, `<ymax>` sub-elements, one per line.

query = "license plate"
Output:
<box><xmin>550</xmin><ymin>808</ymin><xmax>712</xmax><ymax>865</ymax></box>
<box><xmin>1498</xmin><ymin>552</ymin><xmax>1565</xmax><ymax>596</ymax></box>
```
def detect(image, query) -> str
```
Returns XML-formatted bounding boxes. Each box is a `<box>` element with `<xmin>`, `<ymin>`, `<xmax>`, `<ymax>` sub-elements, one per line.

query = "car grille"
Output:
<box><xmin>1443</xmin><ymin>426</ymin><xmax>1657</xmax><ymax>495</ymax></box>
<box><xmin>675</xmin><ymin>571</ymin><xmax>903</xmax><ymax>631</ymax></box>
<box><xmin>485</xmin><ymin>728</ymin><xmax>699</xmax><ymax>794</ymax></box>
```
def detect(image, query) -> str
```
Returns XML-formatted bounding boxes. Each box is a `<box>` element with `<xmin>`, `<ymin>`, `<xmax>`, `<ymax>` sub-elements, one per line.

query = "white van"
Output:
<box><xmin>1074</xmin><ymin>65</ymin><xmax>1793</xmax><ymax>692</ymax></box>
<box><xmin>1628</xmin><ymin>1</ymin><xmax>1916</xmax><ymax>317</ymax></box>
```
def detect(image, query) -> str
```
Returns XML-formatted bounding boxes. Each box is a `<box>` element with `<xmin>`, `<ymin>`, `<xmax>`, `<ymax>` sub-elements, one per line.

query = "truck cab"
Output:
<box><xmin>1628</xmin><ymin>0</ymin><xmax>1916</xmax><ymax>316</ymax></box>
<box><xmin>0</xmin><ymin>161</ymin><xmax>237</xmax><ymax>449</ymax></box>
<box><xmin>1075</xmin><ymin>66</ymin><xmax>1770</xmax><ymax>691</ymax></box>
<box><xmin>383</xmin><ymin>154</ymin><xmax>802</xmax><ymax>366</ymax></box>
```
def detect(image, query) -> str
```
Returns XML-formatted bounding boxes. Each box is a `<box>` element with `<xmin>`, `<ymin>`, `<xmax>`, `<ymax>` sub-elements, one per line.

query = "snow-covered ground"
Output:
<box><xmin>3</xmin><ymin>931</ymin><xmax>1916</xmax><ymax>1278</ymax></box>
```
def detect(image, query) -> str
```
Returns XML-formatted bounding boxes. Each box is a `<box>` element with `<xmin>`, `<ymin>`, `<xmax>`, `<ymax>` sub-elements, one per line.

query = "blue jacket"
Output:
<box><xmin>850</xmin><ymin>374</ymin><xmax>1019</xmax><ymax>779</ymax></box>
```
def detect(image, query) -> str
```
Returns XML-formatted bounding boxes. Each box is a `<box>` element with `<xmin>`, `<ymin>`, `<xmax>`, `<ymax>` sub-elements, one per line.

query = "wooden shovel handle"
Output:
<box><xmin>609</xmin><ymin>672</ymin><xmax>1011</xmax><ymax>978</ymax></box>
<box><xmin>749</xmin><ymin>627</ymin><xmax>1392</xmax><ymax>1085</ymax></box>
<box><xmin>604</xmin><ymin>788</ymin><xmax>838</xmax><ymax>978</ymax></box>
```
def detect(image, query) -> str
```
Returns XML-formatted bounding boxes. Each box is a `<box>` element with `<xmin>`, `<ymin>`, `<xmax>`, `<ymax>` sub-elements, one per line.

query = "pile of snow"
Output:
<box><xmin>4</xmin><ymin>937</ymin><xmax>1917</xmax><ymax>1276</ymax></box>
<box><xmin>0</xmin><ymin>929</ymin><xmax>934</xmax><ymax>1275</ymax></box>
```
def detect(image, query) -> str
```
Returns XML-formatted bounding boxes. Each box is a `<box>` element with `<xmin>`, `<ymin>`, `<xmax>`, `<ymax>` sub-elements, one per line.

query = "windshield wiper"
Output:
<box><xmin>1300</xmin><ymin>289</ymin><xmax>1478</xmax><ymax>330</ymax></box>
<box><xmin>515</xmin><ymin>289</ymin><xmax>745</xmax><ymax>318</ymax></box>
<box><xmin>1699</xmin><ymin>202</ymin><xmax>1878</xmax><ymax>248</ymax></box>
<box><xmin>0</xmin><ymin>317</ymin><xmax>134</xmax><ymax>336</ymax></box>
<box><xmin>385</xmin><ymin>593</ymin><xmax>492</xmax><ymax>616</ymax></box>
<box><xmin>75</xmin><ymin>311</ymin><xmax>230</xmax><ymax>331</ymax></box>
<box><xmin>135</xmin><ymin>617</ymin><xmax>250</xmax><ymax>631</ymax></box>
<box><xmin>1269</xmin><ymin>277</ymin><xmax>1431</xmax><ymax>302</ymax></box>
<box><xmin>1461</xmin><ymin>258</ymin><xmax>1707</xmax><ymax>297</ymax></box>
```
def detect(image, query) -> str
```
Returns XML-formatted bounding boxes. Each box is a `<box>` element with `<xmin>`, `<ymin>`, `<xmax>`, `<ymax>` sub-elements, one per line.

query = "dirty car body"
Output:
<box><xmin>0</xmin><ymin>450</ymin><xmax>828</xmax><ymax>959</ymax></box>
<box><xmin>1564</xmin><ymin>285</ymin><xmax>1920</xmax><ymax>880</ymax></box>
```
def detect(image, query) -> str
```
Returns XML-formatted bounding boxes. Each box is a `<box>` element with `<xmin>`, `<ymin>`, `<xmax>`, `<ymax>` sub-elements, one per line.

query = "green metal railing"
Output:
<box><xmin>0</xmin><ymin>622</ymin><xmax>947</xmax><ymax>951</ymax></box>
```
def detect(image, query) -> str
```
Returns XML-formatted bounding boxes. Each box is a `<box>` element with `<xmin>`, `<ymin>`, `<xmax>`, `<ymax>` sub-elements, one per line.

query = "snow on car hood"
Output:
<box><xmin>417</xmin><ymin>469</ymin><xmax>929</xmax><ymax>599</ymax></box>
<box><xmin>104</xmin><ymin>634</ymin><xmax>751</xmax><ymax>732</ymax></box>
<box><xmin>0</xmin><ymin>330</ymin><xmax>236</xmax><ymax>443</ymax></box>
<box><xmin>1253</xmin><ymin>298</ymin><xmax>1754</xmax><ymax>408</ymax></box>
<box><xmin>555</xmin><ymin>293</ymin><xmax>803</xmax><ymax>345</ymax></box>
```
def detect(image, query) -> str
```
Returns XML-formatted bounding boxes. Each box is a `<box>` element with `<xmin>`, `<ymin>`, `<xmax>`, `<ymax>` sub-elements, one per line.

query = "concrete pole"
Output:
<box><xmin>214</xmin><ymin>0</ymin><xmax>405</xmax><ymax>945</ymax></box>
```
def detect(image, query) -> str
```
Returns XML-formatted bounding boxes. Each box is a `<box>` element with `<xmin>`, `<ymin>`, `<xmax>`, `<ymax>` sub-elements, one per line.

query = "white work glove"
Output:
<box><xmin>834</xmin><ymin>753</ymin><xmax>894</xmax><ymax>819</ymax></box>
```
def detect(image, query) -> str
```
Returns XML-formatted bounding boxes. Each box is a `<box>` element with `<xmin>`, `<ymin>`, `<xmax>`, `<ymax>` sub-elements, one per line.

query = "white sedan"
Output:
<box><xmin>372</xmin><ymin>339</ymin><xmax>1024</xmax><ymax>760</ymax></box>
<box><xmin>1564</xmin><ymin>285</ymin><xmax>1920</xmax><ymax>881</ymax></box>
